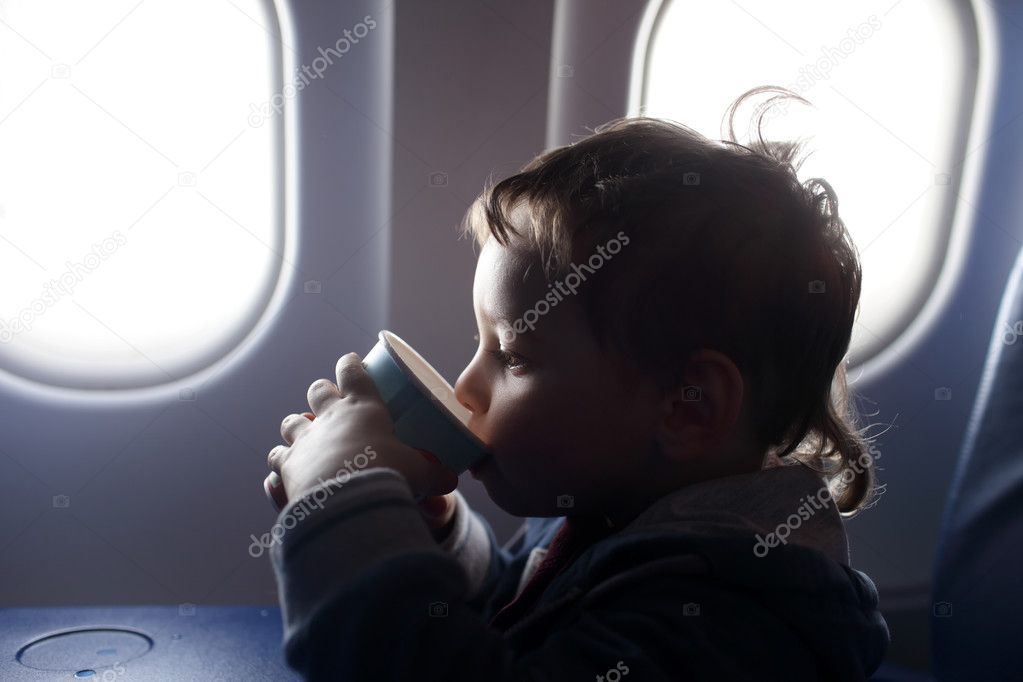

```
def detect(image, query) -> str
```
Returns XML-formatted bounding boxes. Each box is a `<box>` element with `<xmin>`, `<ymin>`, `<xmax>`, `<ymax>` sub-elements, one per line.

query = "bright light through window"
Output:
<box><xmin>0</xmin><ymin>0</ymin><xmax>282</xmax><ymax>390</ymax></box>
<box><xmin>636</xmin><ymin>0</ymin><xmax>976</xmax><ymax>365</ymax></box>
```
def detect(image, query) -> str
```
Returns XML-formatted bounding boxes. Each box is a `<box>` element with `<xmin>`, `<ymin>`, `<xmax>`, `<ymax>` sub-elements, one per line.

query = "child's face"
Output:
<box><xmin>454</xmin><ymin>235</ymin><xmax>665</xmax><ymax>519</ymax></box>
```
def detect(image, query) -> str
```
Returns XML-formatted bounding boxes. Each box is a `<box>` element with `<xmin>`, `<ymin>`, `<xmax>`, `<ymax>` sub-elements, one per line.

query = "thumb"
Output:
<box><xmin>417</xmin><ymin>490</ymin><xmax>457</xmax><ymax>532</ymax></box>
<box><xmin>418</xmin><ymin>494</ymin><xmax>452</xmax><ymax>519</ymax></box>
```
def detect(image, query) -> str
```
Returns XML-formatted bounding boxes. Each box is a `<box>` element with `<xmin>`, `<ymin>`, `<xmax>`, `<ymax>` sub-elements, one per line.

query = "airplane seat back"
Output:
<box><xmin>931</xmin><ymin>241</ymin><xmax>1023</xmax><ymax>681</ymax></box>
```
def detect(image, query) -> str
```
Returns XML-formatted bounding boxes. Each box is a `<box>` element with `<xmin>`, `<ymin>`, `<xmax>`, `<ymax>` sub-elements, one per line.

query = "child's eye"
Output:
<box><xmin>488</xmin><ymin>348</ymin><xmax>526</xmax><ymax>371</ymax></box>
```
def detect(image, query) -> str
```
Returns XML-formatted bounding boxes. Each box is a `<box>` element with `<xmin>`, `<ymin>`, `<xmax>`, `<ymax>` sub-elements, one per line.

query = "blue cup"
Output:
<box><xmin>361</xmin><ymin>330</ymin><xmax>490</xmax><ymax>474</ymax></box>
<box><xmin>265</xmin><ymin>330</ymin><xmax>490</xmax><ymax>511</ymax></box>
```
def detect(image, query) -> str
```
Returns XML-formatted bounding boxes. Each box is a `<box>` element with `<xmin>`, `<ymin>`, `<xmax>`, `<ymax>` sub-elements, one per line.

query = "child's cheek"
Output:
<box><xmin>484</xmin><ymin>381</ymin><xmax>574</xmax><ymax>465</ymax></box>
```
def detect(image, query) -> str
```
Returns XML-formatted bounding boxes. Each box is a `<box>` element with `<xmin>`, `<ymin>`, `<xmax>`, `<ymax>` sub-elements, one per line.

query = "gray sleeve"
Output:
<box><xmin>269</xmin><ymin>466</ymin><xmax>458</xmax><ymax>644</ymax></box>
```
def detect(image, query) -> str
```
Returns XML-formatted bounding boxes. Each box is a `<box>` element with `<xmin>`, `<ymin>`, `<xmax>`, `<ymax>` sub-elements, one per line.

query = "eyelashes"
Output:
<box><xmin>487</xmin><ymin>348</ymin><xmax>526</xmax><ymax>371</ymax></box>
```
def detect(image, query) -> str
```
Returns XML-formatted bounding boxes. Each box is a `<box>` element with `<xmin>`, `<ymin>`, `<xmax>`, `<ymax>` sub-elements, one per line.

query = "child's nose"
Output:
<box><xmin>454</xmin><ymin>359</ymin><xmax>487</xmax><ymax>416</ymax></box>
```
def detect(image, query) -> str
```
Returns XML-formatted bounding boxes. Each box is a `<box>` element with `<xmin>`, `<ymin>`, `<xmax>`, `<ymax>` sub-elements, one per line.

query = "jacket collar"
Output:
<box><xmin>613</xmin><ymin>462</ymin><xmax>851</xmax><ymax>565</ymax></box>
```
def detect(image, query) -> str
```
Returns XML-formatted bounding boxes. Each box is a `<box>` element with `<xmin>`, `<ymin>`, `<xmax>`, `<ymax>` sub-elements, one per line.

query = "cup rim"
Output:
<box><xmin>378</xmin><ymin>330</ymin><xmax>489</xmax><ymax>452</ymax></box>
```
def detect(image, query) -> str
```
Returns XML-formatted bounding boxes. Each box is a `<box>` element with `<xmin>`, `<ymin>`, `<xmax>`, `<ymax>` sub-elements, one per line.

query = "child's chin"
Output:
<box><xmin>470</xmin><ymin>464</ymin><xmax>556</xmax><ymax>517</ymax></box>
<box><xmin>491</xmin><ymin>488</ymin><xmax>563</xmax><ymax>518</ymax></box>
<box><xmin>479</xmin><ymin>479</ymin><xmax>530</xmax><ymax>517</ymax></box>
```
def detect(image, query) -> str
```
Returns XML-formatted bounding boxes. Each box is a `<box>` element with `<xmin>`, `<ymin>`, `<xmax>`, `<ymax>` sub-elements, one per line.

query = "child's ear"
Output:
<box><xmin>655</xmin><ymin>349</ymin><xmax>745</xmax><ymax>460</ymax></box>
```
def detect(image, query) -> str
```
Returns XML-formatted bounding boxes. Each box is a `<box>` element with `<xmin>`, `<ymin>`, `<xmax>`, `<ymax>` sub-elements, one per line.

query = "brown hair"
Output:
<box><xmin>460</xmin><ymin>86</ymin><xmax>878</xmax><ymax>516</ymax></box>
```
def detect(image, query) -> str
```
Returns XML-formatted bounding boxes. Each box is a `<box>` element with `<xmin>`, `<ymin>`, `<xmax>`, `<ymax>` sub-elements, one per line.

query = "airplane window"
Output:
<box><xmin>633</xmin><ymin>0</ymin><xmax>977</xmax><ymax>365</ymax></box>
<box><xmin>0</xmin><ymin>0</ymin><xmax>283</xmax><ymax>390</ymax></box>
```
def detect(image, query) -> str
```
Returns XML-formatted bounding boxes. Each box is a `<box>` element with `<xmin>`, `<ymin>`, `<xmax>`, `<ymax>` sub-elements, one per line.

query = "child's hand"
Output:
<box><xmin>263</xmin><ymin>410</ymin><xmax>461</xmax><ymax>530</ymax></box>
<box><xmin>266</xmin><ymin>353</ymin><xmax>459</xmax><ymax>507</ymax></box>
<box><xmin>267</xmin><ymin>411</ymin><xmax>460</xmax><ymax>537</ymax></box>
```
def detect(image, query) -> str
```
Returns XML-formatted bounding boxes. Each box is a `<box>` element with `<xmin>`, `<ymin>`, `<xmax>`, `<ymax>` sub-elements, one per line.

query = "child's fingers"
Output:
<box><xmin>280</xmin><ymin>413</ymin><xmax>312</xmax><ymax>444</ymax></box>
<box><xmin>264</xmin><ymin>471</ymin><xmax>288</xmax><ymax>511</ymax></box>
<box><xmin>278</xmin><ymin>411</ymin><xmax>316</xmax><ymax>448</ymax></box>
<box><xmin>266</xmin><ymin>414</ymin><xmax>312</xmax><ymax>508</ymax></box>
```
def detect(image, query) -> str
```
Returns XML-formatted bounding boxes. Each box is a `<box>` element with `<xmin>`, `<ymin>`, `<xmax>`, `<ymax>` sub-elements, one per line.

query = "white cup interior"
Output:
<box><xmin>382</xmin><ymin>331</ymin><xmax>472</xmax><ymax>427</ymax></box>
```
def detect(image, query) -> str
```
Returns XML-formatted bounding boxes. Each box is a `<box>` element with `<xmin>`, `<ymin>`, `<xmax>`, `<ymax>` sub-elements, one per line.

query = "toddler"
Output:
<box><xmin>266</xmin><ymin>85</ymin><xmax>890</xmax><ymax>681</ymax></box>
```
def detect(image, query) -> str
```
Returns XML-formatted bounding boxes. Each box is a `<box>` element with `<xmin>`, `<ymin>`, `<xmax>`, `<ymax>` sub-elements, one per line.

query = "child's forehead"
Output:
<box><xmin>481</xmin><ymin>236</ymin><xmax>537</xmax><ymax>275</ymax></box>
<box><xmin>474</xmin><ymin>238</ymin><xmax>548</xmax><ymax>314</ymax></box>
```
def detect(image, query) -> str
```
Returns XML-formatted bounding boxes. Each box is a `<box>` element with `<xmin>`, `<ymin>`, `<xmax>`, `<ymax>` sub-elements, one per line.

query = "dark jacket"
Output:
<box><xmin>269</xmin><ymin>461</ymin><xmax>889</xmax><ymax>680</ymax></box>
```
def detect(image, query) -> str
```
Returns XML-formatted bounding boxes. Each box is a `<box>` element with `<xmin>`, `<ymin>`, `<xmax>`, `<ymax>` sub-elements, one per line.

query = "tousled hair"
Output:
<box><xmin>460</xmin><ymin>86</ymin><xmax>880</xmax><ymax>516</ymax></box>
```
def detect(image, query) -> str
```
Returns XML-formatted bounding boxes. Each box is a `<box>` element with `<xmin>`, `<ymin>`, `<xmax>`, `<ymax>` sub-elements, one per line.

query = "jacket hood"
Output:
<box><xmin>565</xmin><ymin>462</ymin><xmax>890</xmax><ymax>679</ymax></box>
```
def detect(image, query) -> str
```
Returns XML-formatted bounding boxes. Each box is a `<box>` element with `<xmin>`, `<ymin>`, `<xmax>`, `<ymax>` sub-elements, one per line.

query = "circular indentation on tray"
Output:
<box><xmin>17</xmin><ymin>627</ymin><xmax>152</xmax><ymax>671</ymax></box>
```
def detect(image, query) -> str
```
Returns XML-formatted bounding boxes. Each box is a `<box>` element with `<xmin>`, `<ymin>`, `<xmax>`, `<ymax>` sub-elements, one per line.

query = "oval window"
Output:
<box><xmin>0</xmin><ymin>0</ymin><xmax>284</xmax><ymax>389</ymax></box>
<box><xmin>635</xmin><ymin>0</ymin><xmax>978</xmax><ymax>365</ymax></box>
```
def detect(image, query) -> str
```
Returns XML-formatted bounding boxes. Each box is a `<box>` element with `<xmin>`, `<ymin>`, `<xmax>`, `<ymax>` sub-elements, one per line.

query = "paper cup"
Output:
<box><xmin>361</xmin><ymin>330</ymin><xmax>490</xmax><ymax>474</ymax></box>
